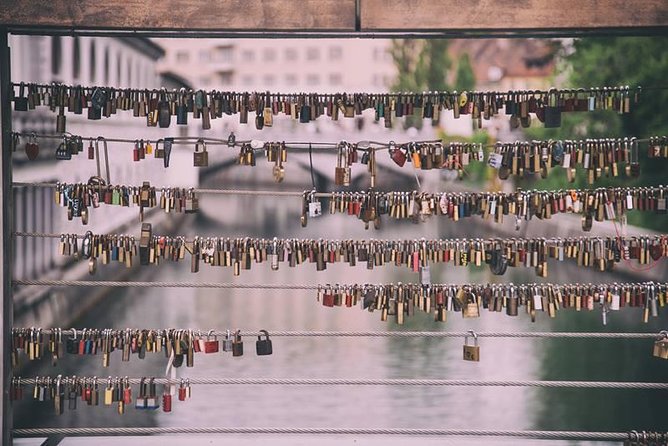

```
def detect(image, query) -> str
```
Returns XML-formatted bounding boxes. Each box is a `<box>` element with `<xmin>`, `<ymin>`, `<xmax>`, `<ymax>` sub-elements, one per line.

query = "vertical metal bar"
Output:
<box><xmin>0</xmin><ymin>27</ymin><xmax>14</xmax><ymax>446</ymax></box>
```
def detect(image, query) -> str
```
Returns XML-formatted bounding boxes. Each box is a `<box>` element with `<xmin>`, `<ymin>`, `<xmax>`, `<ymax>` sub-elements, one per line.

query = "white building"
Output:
<box><xmin>9</xmin><ymin>35</ymin><xmax>196</xmax><ymax>283</ymax></box>
<box><xmin>155</xmin><ymin>38</ymin><xmax>396</xmax><ymax>93</ymax></box>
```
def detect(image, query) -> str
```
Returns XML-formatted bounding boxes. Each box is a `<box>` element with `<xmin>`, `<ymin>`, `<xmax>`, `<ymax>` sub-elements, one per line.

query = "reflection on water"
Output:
<box><xmin>14</xmin><ymin>191</ymin><xmax>668</xmax><ymax>445</ymax></box>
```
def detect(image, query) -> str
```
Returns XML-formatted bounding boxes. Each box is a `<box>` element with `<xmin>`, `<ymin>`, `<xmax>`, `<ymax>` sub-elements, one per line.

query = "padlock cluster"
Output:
<box><xmin>317</xmin><ymin>282</ymin><xmax>668</xmax><ymax>325</ymax></box>
<box><xmin>10</xmin><ymin>375</ymin><xmax>193</xmax><ymax>415</ymax></box>
<box><xmin>54</xmin><ymin>181</ymin><xmax>199</xmax><ymax>223</ymax></box>
<box><xmin>314</xmin><ymin>186</ymin><xmax>668</xmax><ymax>230</ymax></box>
<box><xmin>12</xmin><ymin>82</ymin><xmax>638</xmax><ymax>133</ymax></box>
<box><xmin>57</xmin><ymin>228</ymin><xmax>668</xmax><ymax>279</ymax></box>
<box><xmin>10</xmin><ymin>328</ymin><xmax>274</xmax><ymax>369</ymax></box>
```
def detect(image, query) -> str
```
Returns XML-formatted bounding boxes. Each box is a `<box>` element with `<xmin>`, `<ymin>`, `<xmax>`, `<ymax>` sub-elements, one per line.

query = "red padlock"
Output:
<box><xmin>123</xmin><ymin>378</ymin><xmax>132</xmax><ymax>405</ymax></box>
<box><xmin>203</xmin><ymin>331</ymin><xmax>219</xmax><ymax>354</ymax></box>
<box><xmin>322</xmin><ymin>292</ymin><xmax>335</xmax><ymax>307</ymax></box>
<box><xmin>162</xmin><ymin>388</ymin><xmax>172</xmax><ymax>412</ymax></box>
<box><xmin>178</xmin><ymin>379</ymin><xmax>187</xmax><ymax>401</ymax></box>
<box><xmin>133</xmin><ymin>140</ymin><xmax>140</xmax><ymax>162</ymax></box>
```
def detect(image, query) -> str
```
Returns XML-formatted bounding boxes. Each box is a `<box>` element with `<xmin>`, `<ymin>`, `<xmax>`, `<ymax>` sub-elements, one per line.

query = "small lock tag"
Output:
<box><xmin>419</xmin><ymin>265</ymin><xmax>431</xmax><ymax>285</ymax></box>
<box><xmin>487</xmin><ymin>153</ymin><xmax>503</xmax><ymax>169</ymax></box>
<box><xmin>308</xmin><ymin>192</ymin><xmax>322</xmax><ymax>218</ymax></box>
<box><xmin>256</xmin><ymin>329</ymin><xmax>273</xmax><ymax>356</ymax></box>
<box><xmin>463</xmin><ymin>332</ymin><xmax>480</xmax><ymax>362</ymax></box>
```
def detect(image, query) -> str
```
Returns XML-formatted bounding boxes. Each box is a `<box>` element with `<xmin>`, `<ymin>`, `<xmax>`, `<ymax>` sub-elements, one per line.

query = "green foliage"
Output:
<box><xmin>453</xmin><ymin>53</ymin><xmax>475</xmax><ymax>92</ymax></box>
<box><xmin>524</xmin><ymin>37</ymin><xmax>668</xmax><ymax>231</ymax></box>
<box><xmin>390</xmin><ymin>39</ymin><xmax>473</xmax><ymax>129</ymax></box>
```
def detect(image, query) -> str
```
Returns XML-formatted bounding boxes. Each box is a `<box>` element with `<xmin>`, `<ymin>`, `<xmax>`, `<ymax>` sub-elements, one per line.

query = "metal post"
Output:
<box><xmin>0</xmin><ymin>27</ymin><xmax>14</xmax><ymax>446</ymax></box>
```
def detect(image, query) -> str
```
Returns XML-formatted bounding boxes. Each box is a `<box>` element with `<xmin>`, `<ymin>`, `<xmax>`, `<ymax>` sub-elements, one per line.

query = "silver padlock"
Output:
<box><xmin>222</xmin><ymin>330</ymin><xmax>233</xmax><ymax>352</ymax></box>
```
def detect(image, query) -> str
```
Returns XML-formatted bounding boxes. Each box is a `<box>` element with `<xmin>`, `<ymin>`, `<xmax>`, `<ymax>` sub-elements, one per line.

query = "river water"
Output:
<box><xmin>12</xmin><ymin>179</ymin><xmax>668</xmax><ymax>445</ymax></box>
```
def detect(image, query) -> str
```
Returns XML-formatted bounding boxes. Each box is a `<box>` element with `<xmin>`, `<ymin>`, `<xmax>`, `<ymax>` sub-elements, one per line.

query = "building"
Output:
<box><xmin>9</xmin><ymin>35</ymin><xmax>195</xmax><ymax>327</ymax></box>
<box><xmin>155</xmin><ymin>38</ymin><xmax>397</xmax><ymax>94</ymax></box>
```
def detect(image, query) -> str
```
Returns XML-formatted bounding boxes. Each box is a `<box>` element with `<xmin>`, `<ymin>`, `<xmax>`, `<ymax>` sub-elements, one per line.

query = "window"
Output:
<box><xmin>176</xmin><ymin>51</ymin><xmax>190</xmax><ymax>63</ymax></box>
<box><xmin>127</xmin><ymin>58</ymin><xmax>132</xmax><ymax>86</ymax></box>
<box><xmin>199</xmin><ymin>50</ymin><xmax>211</xmax><ymax>62</ymax></box>
<box><xmin>241</xmin><ymin>50</ymin><xmax>255</xmax><ymax>62</ymax></box>
<box><xmin>89</xmin><ymin>41</ymin><xmax>97</xmax><ymax>83</ymax></box>
<box><xmin>329</xmin><ymin>73</ymin><xmax>342</xmax><ymax>86</ymax></box>
<box><xmin>329</xmin><ymin>46</ymin><xmax>342</xmax><ymax>60</ymax></box>
<box><xmin>51</xmin><ymin>36</ymin><xmax>61</xmax><ymax>75</ymax></box>
<box><xmin>306</xmin><ymin>74</ymin><xmax>320</xmax><ymax>86</ymax></box>
<box><xmin>214</xmin><ymin>46</ymin><xmax>233</xmax><ymax>63</ymax></box>
<box><xmin>284</xmin><ymin>48</ymin><xmax>297</xmax><ymax>61</ymax></box>
<box><xmin>241</xmin><ymin>75</ymin><xmax>254</xmax><ymax>86</ymax></box>
<box><xmin>263</xmin><ymin>48</ymin><xmax>276</xmax><ymax>62</ymax></box>
<box><xmin>117</xmin><ymin>54</ymin><xmax>122</xmax><ymax>85</ymax></box>
<box><xmin>285</xmin><ymin>74</ymin><xmax>297</xmax><ymax>86</ymax></box>
<box><xmin>219</xmin><ymin>71</ymin><xmax>233</xmax><ymax>85</ymax></box>
<box><xmin>103</xmin><ymin>47</ymin><xmax>109</xmax><ymax>84</ymax></box>
<box><xmin>72</xmin><ymin>37</ymin><xmax>80</xmax><ymax>79</ymax></box>
<box><xmin>306</xmin><ymin>47</ymin><xmax>320</xmax><ymax>61</ymax></box>
<box><xmin>199</xmin><ymin>76</ymin><xmax>211</xmax><ymax>87</ymax></box>
<box><xmin>262</xmin><ymin>74</ymin><xmax>275</xmax><ymax>86</ymax></box>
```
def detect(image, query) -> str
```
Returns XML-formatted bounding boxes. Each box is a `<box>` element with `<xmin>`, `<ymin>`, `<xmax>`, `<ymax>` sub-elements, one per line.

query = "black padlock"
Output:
<box><xmin>543</xmin><ymin>89</ymin><xmax>561</xmax><ymax>128</ymax></box>
<box><xmin>91</xmin><ymin>87</ymin><xmax>107</xmax><ymax>110</ymax></box>
<box><xmin>87</xmin><ymin>104</ymin><xmax>101</xmax><ymax>120</ymax></box>
<box><xmin>176</xmin><ymin>88</ymin><xmax>188</xmax><ymax>125</ymax></box>
<box><xmin>232</xmin><ymin>330</ymin><xmax>244</xmax><ymax>357</ymax></box>
<box><xmin>55</xmin><ymin>141</ymin><xmax>72</xmax><ymax>160</ymax></box>
<box><xmin>13</xmin><ymin>82</ymin><xmax>28</xmax><ymax>111</ymax></box>
<box><xmin>255</xmin><ymin>112</ymin><xmax>264</xmax><ymax>130</ymax></box>
<box><xmin>163</xmin><ymin>137</ymin><xmax>173</xmax><ymax>168</ymax></box>
<box><xmin>299</xmin><ymin>104</ymin><xmax>311</xmax><ymax>123</ymax></box>
<box><xmin>158</xmin><ymin>90</ymin><xmax>171</xmax><ymax>128</ymax></box>
<box><xmin>255</xmin><ymin>330</ymin><xmax>272</xmax><ymax>356</ymax></box>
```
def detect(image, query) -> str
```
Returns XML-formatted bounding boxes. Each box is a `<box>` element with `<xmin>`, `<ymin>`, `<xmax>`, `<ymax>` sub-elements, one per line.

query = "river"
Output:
<box><xmin>12</xmin><ymin>179</ymin><xmax>668</xmax><ymax>445</ymax></box>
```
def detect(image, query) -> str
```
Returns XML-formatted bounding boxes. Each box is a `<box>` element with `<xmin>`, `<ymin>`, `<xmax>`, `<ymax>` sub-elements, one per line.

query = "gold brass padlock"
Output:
<box><xmin>463</xmin><ymin>331</ymin><xmax>480</xmax><ymax>362</ymax></box>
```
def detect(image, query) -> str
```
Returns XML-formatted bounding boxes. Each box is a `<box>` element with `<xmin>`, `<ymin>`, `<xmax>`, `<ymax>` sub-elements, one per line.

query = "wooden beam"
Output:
<box><xmin>0</xmin><ymin>0</ymin><xmax>356</xmax><ymax>31</ymax></box>
<box><xmin>361</xmin><ymin>0</ymin><xmax>668</xmax><ymax>32</ymax></box>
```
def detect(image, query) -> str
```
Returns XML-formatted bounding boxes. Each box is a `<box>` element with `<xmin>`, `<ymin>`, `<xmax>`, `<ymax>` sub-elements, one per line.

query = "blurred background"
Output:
<box><xmin>8</xmin><ymin>35</ymin><xmax>668</xmax><ymax>444</ymax></box>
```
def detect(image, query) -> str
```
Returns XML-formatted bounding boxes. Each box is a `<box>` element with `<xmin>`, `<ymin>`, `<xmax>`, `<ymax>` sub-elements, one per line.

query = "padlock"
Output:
<box><xmin>163</xmin><ymin>137</ymin><xmax>173</xmax><ymax>168</ymax></box>
<box><xmin>25</xmin><ymin>134</ymin><xmax>40</xmax><ymax>161</ymax></box>
<box><xmin>232</xmin><ymin>330</ymin><xmax>244</xmax><ymax>357</ymax></box>
<box><xmin>203</xmin><ymin>331</ymin><xmax>219</xmax><ymax>354</ymax></box>
<box><xmin>544</xmin><ymin>88</ymin><xmax>562</xmax><ymax>128</ymax></box>
<box><xmin>135</xmin><ymin>378</ymin><xmax>147</xmax><ymax>409</ymax></box>
<box><xmin>652</xmin><ymin>331</ymin><xmax>668</xmax><ymax>359</ymax></box>
<box><xmin>389</xmin><ymin>143</ymin><xmax>407</xmax><ymax>167</ymax></box>
<box><xmin>146</xmin><ymin>378</ymin><xmax>159</xmax><ymax>410</ymax></box>
<box><xmin>184</xmin><ymin>189</ymin><xmax>199</xmax><ymax>214</ymax></box>
<box><xmin>222</xmin><ymin>330</ymin><xmax>233</xmax><ymax>352</ymax></box>
<box><xmin>256</xmin><ymin>329</ymin><xmax>273</xmax><ymax>356</ymax></box>
<box><xmin>176</xmin><ymin>89</ymin><xmax>188</xmax><ymax>125</ymax></box>
<box><xmin>178</xmin><ymin>379</ymin><xmax>187</xmax><ymax>401</ymax></box>
<box><xmin>193</xmin><ymin>139</ymin><xmax>208</xmax><ymax>167</ymax></box>
<box><xmin>158</xmin><ymin>90</ymin><xmax>171</xmax><ymax>128</ymax></box>
<box><xmin>463</xmin><ymin>331</ymin><xmax>480</xmax><ymax>362</ymax></box>
<box><xmin>13</xmin><ymin>82</ymin><xmax>29</xmax><ymax>111</ymax></box>
<box><xmin>162</xmin><ymin>385</ymin><xmax>172</xmax><ymax>412</ymax></box>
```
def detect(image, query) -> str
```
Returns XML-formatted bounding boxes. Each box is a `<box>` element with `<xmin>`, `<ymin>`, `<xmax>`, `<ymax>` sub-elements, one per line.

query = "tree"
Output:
<box><xmin>453</xmin><ymin>53</ymin><xmax>475</xmax><ymax>92</ymax></box>
<box><xmin>524</xmin><ymin>37</ymin><xmax>668</xmax><ymax>230</ymax></box>
<box><xmin>390</xmin><ymin>39</ymin><xmax>453</xmax><ymax>129</ymax></box>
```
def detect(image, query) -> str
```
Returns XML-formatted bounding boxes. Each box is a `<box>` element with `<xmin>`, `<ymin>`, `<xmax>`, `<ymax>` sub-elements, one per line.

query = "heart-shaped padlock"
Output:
<box><xmin>25</xmin><ymin>134</ymin><xmax>39</xmax><ymax>161</ymax></box>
